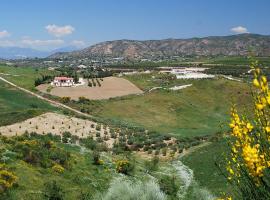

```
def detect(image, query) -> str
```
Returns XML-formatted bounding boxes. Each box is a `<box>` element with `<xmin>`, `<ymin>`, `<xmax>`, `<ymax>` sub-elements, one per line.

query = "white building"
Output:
<box><xmin>51</xmin><ymin>77</ymin><xmax>74</xmax><ymax>87</ymax></box>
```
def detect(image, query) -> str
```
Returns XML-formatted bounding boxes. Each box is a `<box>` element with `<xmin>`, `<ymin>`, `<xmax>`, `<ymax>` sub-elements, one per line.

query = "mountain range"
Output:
<box><xmin>0</xmin><ymin>46</ymin><xmax>81</xmax><ymax>59</ymax></box>
<box><xmin>1</xmin><ymin>34</ymin><xmax>270</xmax><ymax>60</ymax></box>
<box><xmin>49</xmin><ymin>34</ymin><xmax>270</xmax><ymax>60</ymax></box>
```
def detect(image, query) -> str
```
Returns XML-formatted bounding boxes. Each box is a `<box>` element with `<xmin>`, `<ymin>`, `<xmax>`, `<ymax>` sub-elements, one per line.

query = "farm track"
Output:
<box><xmin>179</xmin><ymin>141</ymin><xmax>211</xmax><ymax>159</ymax></box>
<box><xmin>0</xmin><ymin>76</ymin><xmax>93</xmax><ymax>118</ymax></box>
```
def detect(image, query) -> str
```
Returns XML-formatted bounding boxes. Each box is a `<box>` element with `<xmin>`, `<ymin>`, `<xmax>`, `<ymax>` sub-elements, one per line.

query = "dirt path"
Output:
<box><xmin>179</xmin><ymin>141</ymin><xmax>211</xmax><ymax>159</ymax></box>
<box><xmin>0</xmin><ymin>76</ymin><xmax>92</xmax><ymax>118</ymax></box>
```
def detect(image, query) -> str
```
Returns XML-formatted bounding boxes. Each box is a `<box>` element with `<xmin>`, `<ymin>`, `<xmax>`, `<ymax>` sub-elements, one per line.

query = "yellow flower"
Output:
<box><xmin>246</xmin><ymin>123</ymin><xmax>253</xmax><ymax>132</ymax></box>
<box><xmin>256</xmin><ymin>103</ymin><xmax>264</xmax><ymax>110</ymax></box>
<box><xmin>267</xmin><ymin>96</ymin><xmax>270</xmax><ymax>105</ymax></box>
<box><xmin>261</xmin><ymin>76</ymin><xmax>267</xmax><ymax>84</ymax></box>
<box><xmin>253</xmin><ymin>78</ymin><xmax>260</xmax><ymax>87</ymax></box>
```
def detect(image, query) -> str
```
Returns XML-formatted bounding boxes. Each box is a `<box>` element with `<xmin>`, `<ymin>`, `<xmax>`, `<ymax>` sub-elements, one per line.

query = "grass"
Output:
<box><xmin>0</xmin><ymin>81</ymin><xmax>56</xmax><ymax>126</ymax></box>
<box><xmin>181</xmin><ymin>139</ymin><xmax>233</xmax><ymax>198</ymax></box>
<box><xmin>85</xmin><ymin>77</ymin><xmax>252</xmax><ymax>137</ymax></box>
<box><xmin>1</xmin><ymin>134</ymin><xmax>181</xmax><ymax>200</ymax></box>
<box><xmin>5</xmin><ymin>145</ymin><xmax>113</xmax><ymax>200</ymax></box>
<box><xmin>0</xmin><ymin>65</ymin><xmax>58</xmax><ymax>90</ymax></box>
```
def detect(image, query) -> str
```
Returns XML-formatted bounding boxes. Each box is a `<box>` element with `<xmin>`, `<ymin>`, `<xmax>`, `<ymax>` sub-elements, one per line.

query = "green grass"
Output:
<box><xmin>0</xmin><ymin>81</ymin><xmax>56</xmax><ymax>126</ymax></box>
<box><xmin>86</xmin><ymin>77</ymin><xmax>252</xmax><ymax>137</ymax></box>
<box><xmin>0</xmin><ymin>65</ymin><xmax>58</xmax><ymax>90</ymax></box>
<box><xmin>181</xmin><ymin>139</ymin><xmax>232</xmax><ymax>198</ymax></box>
<box><xmin>5</xmin><ymin>145</ymin><xmax>113</xmax><ymax>200</ymax></box>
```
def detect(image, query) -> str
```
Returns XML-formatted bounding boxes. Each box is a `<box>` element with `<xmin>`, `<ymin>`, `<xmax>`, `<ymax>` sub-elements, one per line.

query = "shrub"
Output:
<box><xmin>52</xmin><ymin>164</ymin><xmax>65</xmax><ymax>173</ymax></box>
<box><xmin>158</xmin><ymin>175</ymin><xmax>179</xmax><ymax>198</ymax></box>
<box><xmin>78</xmin><ymin>96</ymin><xmax>90</xmax><ymax>104</ymax></box>
<box><xmin>96</xmin><ymin>132</ymin><xmax>100</xmax><ymax>137</ymax></box>
<box><xmin>99</xmin><ymin>178</ymin><xmax>166</xmax><ymax>200</ymax></box>
<box><xmin>80</xmin><ymin>137</ymin><xmax>97</xmax><ymax>150</ymax></box>
<box><xmin>43</xmin><ymin>181</ymin><xmax>64</xmax><ymax>200</ymax></box>
<box><xmin>221</xmin><ymin>62</ymin><xmax>270</xmax><ymax>199</ymax></box>
<box><xmin>62</xmin><ymin>132</ymin><xmax>72</xmax><ymax>143</ymax></box>
<box><xmin>96</xmin><ymin>124</ymin><xmax>101</xmax><ymax>131</ymax></box>
<box><xmin>0</xmin><ymin>164</ymin><xmax>18</xmax><ymax>194</ymax></box>
<box><xmin>92</xmin><ymin>151</ymin><xmax>103</xmax><ymax>165</ymax></box>
<box><xmin>115</xmin><ymin>159</ymin><xmax>134</xmax><ymax>175</ymax></box>
<box><xmin>60</xmin><ymin>97</ymin><xmax>71</xmax><ymax>104</ymax></box>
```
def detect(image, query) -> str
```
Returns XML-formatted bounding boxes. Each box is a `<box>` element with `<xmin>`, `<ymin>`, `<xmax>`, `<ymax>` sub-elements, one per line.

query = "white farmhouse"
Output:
<box><xmin>51</xmin><ymin>77</ymin><xmax>74</xmax><ymax>87</ymax></box>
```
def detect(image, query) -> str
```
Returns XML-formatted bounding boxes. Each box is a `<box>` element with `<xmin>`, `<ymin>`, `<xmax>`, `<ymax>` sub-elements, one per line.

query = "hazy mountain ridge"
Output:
<box><xmin>0</xmin><ymin>46</ymin><xmax>81</xmax><ymax>59</ymax></box>
<box><xmin>49</xmin><ymin>34</ymin><xmax>270</xmax><ymax>59</ymax></box>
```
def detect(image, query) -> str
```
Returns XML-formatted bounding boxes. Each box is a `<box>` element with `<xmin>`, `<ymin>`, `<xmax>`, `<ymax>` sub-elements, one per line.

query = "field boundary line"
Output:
<box><xmin>0</xmin><ymin>76</ymin><xmax>92</xmax><ymax>118</ymax></box>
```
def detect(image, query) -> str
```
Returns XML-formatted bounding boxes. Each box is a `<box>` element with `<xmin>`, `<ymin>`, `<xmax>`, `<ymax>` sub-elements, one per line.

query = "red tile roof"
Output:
<box><xmin>54</xmin><ymin>77</ymin><xmax>73</xmax><ymax>81</ymax></box>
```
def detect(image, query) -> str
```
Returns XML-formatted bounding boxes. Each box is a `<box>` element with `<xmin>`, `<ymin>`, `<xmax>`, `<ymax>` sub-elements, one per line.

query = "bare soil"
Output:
<box><xmin>0</xmin><ymin>112</ymin><xmax>116</xmax><ymax>148</ymax></box>
<box><xmin>37</xmin><ymin>77</ymin><xmax>143</xmax><ymax>100</ymax></box>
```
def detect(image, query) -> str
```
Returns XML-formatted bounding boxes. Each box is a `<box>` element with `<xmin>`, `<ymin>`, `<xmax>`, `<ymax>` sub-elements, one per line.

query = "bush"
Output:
<box><xmin>222</xmin><ymin>64</ymin><xmax>270</xmax><ymax>199</ymax></box>
<box><xmin>80</xmin><ymin>137</ymin><xmax>97</xmax><ymax>150</ymax></box>
<box><xmin>62</xmin><ymin>132</ymin><xmax>72</xmax><ymax>143</ymax></box>
<box><xmin>99</xmin><ymin>178</ymin><xmax>166</xmax><ymax>200</ymax></box>
<box><xmin>52</xmin><ymin>164</ymin><xmax>65</xmax><ymax>173</ymax></box>
<box><xmin>158</xmin><ymin>175</ymin><xmax>179</xmax><ymax>198</ymax></box>
<box><xmin>96</xmin><ymin>124</ymin><xmax>101</xmax><ymax>131</ymax></box>
<box><xmin>43</xmin><ymin>181</ymin><xmax>64</xmax><ymax>200</ymax></box>
<box><xmin>115</xmin><ymin>158</ymin><xmax>135</xmax><ymax>175</ymax></box>
<box><xmin>60</xmin><ymin>97</ymin><xmax>71</xmax><ymax>104</ymax></box>
<box><xmin>92</xmin><ymin>151</ymin><xmax>103</xmax><ymax>165</ymax></box>
<box><xmin>0</xmin><ymin>164</ymin><xmax>18</xmax><ymax>194</ymax></box>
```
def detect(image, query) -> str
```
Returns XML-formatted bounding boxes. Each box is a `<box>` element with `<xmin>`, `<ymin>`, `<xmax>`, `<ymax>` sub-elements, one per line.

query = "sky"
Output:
<box><xmin>0</xmin><ymin>0</ymin><xmax>269</xmax><ymax>51</ymax></box>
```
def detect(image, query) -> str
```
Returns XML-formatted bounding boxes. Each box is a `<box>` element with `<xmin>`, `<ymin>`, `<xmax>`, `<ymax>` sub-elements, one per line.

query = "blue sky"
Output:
<box><xmin>0</xmin><ymin>0</ymin><xmax>269</xmax><ymax>50</ymax></box>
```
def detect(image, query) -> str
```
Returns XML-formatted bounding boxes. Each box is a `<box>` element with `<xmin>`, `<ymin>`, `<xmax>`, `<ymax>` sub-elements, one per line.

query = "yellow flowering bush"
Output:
<box><xmin>52</xmin><ymin>164</ymin><xmax>65</xmax><ymax>173</ymax></box>
<box><xmin>0</xmin><ymin>164</ymin><xmax>18</xmax><ymax>193</ymax></box>
<box><xmin>225</xmin><ymin>60</ymin><xmax>270</xmax><ymax>199</ymax></box>
<box><xmin>115</xmin><ymin>159</ymin><xmax>133</xmax><ymax>175</ymax></box>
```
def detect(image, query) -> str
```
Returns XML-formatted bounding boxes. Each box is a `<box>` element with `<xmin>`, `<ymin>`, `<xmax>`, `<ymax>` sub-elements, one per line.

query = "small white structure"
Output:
<box><xmin>51</xmin><ymin>77</ymin><xmax>74</xmax><ymax>87</ymax></box>
<box><xmin>77</xmin><ymin>65</ymin><xmax>87</xmax><ymax>69</ymax></box>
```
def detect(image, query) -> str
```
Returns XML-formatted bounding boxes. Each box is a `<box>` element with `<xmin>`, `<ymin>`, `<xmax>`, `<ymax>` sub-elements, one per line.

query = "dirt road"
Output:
<box><xmin>0</xmin><ymin>76</ymin><xmax>92</xmax><ymax>118</ymax></box>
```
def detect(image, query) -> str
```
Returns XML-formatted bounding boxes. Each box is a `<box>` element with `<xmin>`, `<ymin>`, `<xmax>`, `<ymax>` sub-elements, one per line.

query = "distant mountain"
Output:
<box><xmin>0</xmin><ymin>46</ymin><xmax>82</xmax><ymax>60</ymax></box>
<box><xmin>49</xmin><ymin>46</ymin><xmax>82</xmax><ymax>55</ymax></box>
<box><xmin>49</xmin><ymin>34</ymin><xmax>270</xmax><ymax>60</ymax></box>
<box><xmin>0</xmin><ymin>47</ymin><xmax>49</xmax><ymax>59</ymax></box>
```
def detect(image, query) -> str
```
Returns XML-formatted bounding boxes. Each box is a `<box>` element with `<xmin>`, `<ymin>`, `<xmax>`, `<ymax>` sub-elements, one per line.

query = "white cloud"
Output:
<box><xmin>71</xmin><ymin>40</ymin><xmax>86</xmax><ymax>47</ymax></box>
<box><xmin>21</xmin><ymin>39</ymin><xmax>64</xmax><ymax>46</ymax></box>
<box><xmin>45</xmin><ymin>24</ymin><xmax>75</xmax><ymax>37</ymax></box>
<box><xmin>230</xmin><ymin>26</ymin><xmax>249</xmax><ymax>34</ymax></box>
<box><xmin>0</xmin><ymin>30</ymin><xmax>10</xmax><ymax>38</ymax></box>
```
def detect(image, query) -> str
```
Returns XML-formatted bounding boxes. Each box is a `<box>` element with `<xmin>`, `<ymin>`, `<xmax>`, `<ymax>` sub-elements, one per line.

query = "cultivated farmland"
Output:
<box><xmin>37</xmin><ymin>77</ymin><xmax>143</xmax><ymax>100</ymax></box>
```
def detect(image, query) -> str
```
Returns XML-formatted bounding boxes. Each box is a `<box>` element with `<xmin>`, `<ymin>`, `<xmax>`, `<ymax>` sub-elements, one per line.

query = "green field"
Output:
<box><xmin>0</xmin><ymin>65</ymin><xmax>58</xmax><ymax>90</ymax></box>
<box><xmin>181</xmin><ymin>139</ymin><xmax>232</xmax><ymax>198</ymax></box>
<box><xmin>0</xmin><ymin>81</ymin><xmax>56</xmax><ymax>126</ymax></box>
<box><xmin>83</xmin><ymin>75</ymin><xmax>252</xmax><ymax>138</ymax></box>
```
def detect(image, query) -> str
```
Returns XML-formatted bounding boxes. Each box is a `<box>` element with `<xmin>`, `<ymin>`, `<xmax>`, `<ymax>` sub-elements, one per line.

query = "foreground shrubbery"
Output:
<box><xmin>97</xmin><ymin>177</ymin><xmax>166</xmax><ymax>200</ymax></box>
<box><xmin>1</xmin><ymin>132</ymin><xmax>70</xmax><ymax>169</ymax></box>
<box><xmin>223</xmin><ymin>61</ymin><xmax>270</xmax><ymax>199</ymax></box>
